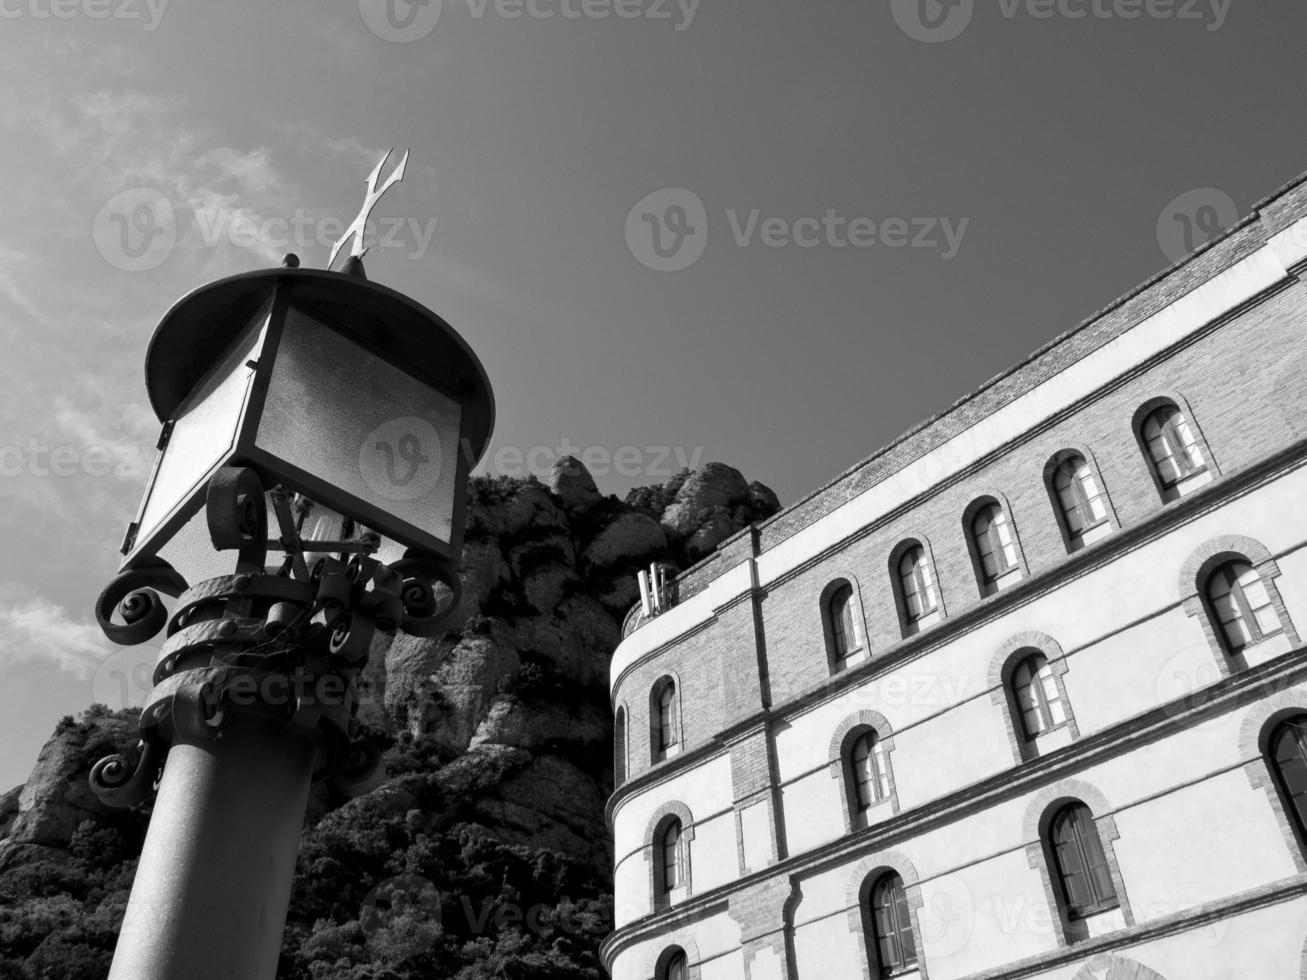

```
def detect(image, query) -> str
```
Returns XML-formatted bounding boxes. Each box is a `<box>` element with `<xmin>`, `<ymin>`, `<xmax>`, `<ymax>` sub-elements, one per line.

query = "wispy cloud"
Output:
<box><xmin>0</xmin><ymin>239</ymin><xmax>42</xmax><ymax>320</ymax></box>
<box><xmin>0</xmin><ymin>585</ymin><xmax>109</xmax><ymax>679</ymax></box>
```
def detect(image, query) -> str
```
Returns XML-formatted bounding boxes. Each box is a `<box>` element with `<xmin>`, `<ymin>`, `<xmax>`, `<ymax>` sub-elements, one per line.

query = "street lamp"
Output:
<box><xmin>89</xmin><ymin>152</ymin><xmax>494</xmax><ymax>980</ymax></box>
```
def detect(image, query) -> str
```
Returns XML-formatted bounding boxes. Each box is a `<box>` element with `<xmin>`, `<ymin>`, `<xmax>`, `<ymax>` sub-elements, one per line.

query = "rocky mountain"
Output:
<box><xmin>0</xmin><ymin>458</ymin><xmax>780</xmax><ymax>979</ymax></box>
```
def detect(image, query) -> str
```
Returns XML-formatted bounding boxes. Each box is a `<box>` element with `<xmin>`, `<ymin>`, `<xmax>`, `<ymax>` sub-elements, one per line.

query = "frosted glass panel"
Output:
<box><xmin>155</xmin><ymin>490</ymin><xmax>293</xmax><ymax>586</ymax></box>
<box><xmin>135</xmin><ymin>313</ymin><xmax>268</xmax><ymax>546</ymax></box>
<box><xmin>257</xmin><ymin>307</ymin><xmax>462</xmax><ymax>544</ymax></box>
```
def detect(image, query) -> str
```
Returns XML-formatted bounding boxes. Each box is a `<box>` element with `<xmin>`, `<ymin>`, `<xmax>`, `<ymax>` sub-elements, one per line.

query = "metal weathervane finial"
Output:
<box><xmin>328</xmin><ymin>146</ymin><xmax>410</xmax><ymax>271</ymax></box>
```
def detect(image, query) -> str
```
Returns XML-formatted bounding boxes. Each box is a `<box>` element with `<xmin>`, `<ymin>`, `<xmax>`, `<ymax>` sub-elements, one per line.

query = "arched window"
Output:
<box><xmin>651</xmin><ymin>677</ymin><xmax>680</xmax><ymax>762</ymax></box>
<box><xmin>1271</xmin><ymin>716</ymin><xmax>1307</xmax><ymax>840</ymax></box>
<box><xmin>662</xmin><ymin>949</ymin><xmax>688</xmax><ymax>980</ymax></box>
<box><xmin>1051</xmin><ymin>455</ymin><xmax>1109</xmax><ymax>548</ymax></box>
<box><xmin>867</xmin><ymin>872</ymin><xmax>917</xmax><ymax>977</ymax></box>
<box><xmin>850</xmin><ymin>730</ymin><xmax>892</xmax><ymax>814</ymax></box>
<box><xmin>1206</xmin><ymin>561</ymin><xmax>1282</xmax><ymax>653</ymax></box>
<box><xmin>897</xmin><ymin>545</ymin><xmax>938</xmax><ymax>633</ymax></box>
<box><xmin>614</xmin><ymin>706</ymin><xmax>628</xmax><ymax>785</ymax></box>
<box><xmin>661</xmin><ymin>819</ymin><xmax>685</xmax><ymax>896</ymax></box>
<box><xmin>1141</xmin><ymin>403</ymin><xmax>1206</xmax><ymax>493</ymax></box>
<box><xmin>1050</xmin><ymin>803</ymin><xmax>1118</xmax><ymax>920</ymax></box>
<box><xmin>1013</xmin><ymin>653</ymin><xmax>1067</xmax><ymax>740</ymax></box>
<box><xmin>971</xmin><ymin>501</ymin><xmax>1019</xmax><ymax>591</ymax></box>
<box><xmin>828</xmin><ymin>582</ymin><xmax>858</xmax><ymax>661</ymax></box>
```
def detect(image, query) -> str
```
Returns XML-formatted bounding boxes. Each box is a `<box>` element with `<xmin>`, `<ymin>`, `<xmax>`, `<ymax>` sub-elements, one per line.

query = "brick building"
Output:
<box><xmin>601</xmin><ymin>172</ymin><xmax>1307</xmax><ymax>980</ymax></box>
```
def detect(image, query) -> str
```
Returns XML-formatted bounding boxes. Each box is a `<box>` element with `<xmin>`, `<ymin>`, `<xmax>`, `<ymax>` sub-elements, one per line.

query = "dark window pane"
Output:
<box><xmin>1274</xmin><ymin>719</ymin><xmax>1307</xmax><ymax>836</ymax></box>
<box><xmin>830</xmin><ymin>584</ymin><xmax>855</xmax><ymax>658</ymax></box>
<box><xmin>869</xmin><ymin>874</ymin><xmax>916</xmax><ymax>976</ymax></box>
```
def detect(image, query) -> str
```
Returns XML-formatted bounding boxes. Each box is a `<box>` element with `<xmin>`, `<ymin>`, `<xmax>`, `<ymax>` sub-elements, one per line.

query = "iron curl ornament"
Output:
<box><xmin>90</xmin><ymin>465</ymin><xmax>463</xmax><ymax>808</ymax></box>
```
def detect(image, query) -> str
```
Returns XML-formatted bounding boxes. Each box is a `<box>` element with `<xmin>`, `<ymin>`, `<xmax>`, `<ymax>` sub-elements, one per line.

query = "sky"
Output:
<box><xmin>0</xmin><ymin>0</ymin><xmax>1304</xmax><ymax>790</ymax></box>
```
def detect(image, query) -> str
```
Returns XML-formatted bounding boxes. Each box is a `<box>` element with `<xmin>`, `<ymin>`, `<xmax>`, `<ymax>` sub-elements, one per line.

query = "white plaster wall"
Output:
<box><xmin>739</xmin><ymin>800</ymin><xmax>775</xmax><ymax>874</ymax></box>
<box><xmin>614</xmin><ymin>848</ymin><xmax>652</xmax><ymax>926</ymax></box>
<box><xmin>918</xmin><ymin>851</ymin><xmax>1057</xmax><ymax>979</ymax></box>
<box><xmin>1275</xmin><ymin>545</ymin><xmax>1307</xmax><ymax>629</ymax></box>
<box><xmin>692</xmin><ymin>809</ymin><xmax>741</xmax><ymax>896</ymax></box>
<box><xmin>779</xmin><ymin>769</ymin><xmax>845</xmax><ymax>856</ymax></box>
<box><xmin>792</xmin><ymin>908</ymin><xmax>865</xmax><ymax>980</ymax></box>
<box><xmin>609</xmin><ymin>910</ymin><xmax>744</xmax><ymax>980</ymax></box>
<box><xmin>891</xmin><ymin>696</ymin><xmax>1010</xmax><ymax>811</ymax></box>
<box><xmin>1020</xmin><ymin>895</ymin><xmax>1307</xmax><ymax>980</ymax></box>
<box><xmin>764</xmin><ymin>470</ymin><xmax>1307</xmax><ymax>870</ymax></box>
<box><xmin>1110</xmin><ymin>777</ymin><xmax>1300</xmax><ymax>922</ymax></box>
<box><xmin>780</xmin><ymin>702</ymin><xmax>1307</xmax><ymax>978</ymax></box>
<box><xmin>699</xmin><ymin>949</ymin><xmax>747</xmax><ymax>980</ymax></box>
<box><xmin>613</xmin><ymin>754</ymin><xmax>734</xmax><ymax>859</ymax></box>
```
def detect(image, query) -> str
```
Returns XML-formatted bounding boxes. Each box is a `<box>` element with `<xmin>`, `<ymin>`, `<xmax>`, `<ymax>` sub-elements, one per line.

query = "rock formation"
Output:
<box><xmin>0</xmin><ymin>458</ymin><xmax>779</xmax><ymax>979</ymax></box>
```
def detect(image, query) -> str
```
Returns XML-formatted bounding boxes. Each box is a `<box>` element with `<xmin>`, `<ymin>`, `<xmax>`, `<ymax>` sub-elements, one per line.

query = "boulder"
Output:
<box><xmin>468</xmin><ymin>695</ymin><xmax>608</xmax><ymax>752</ymax></box>
<box><xmin>581</xmin><ymin>512</ymin><xmax>667</xmax><ymax>568</ymax></box>
<box><xmin>660</xmin><ymin>462</ymin><xmax>751</xmax><ymax>536</ymax></box>
<box><xmin>548</xmin><ymin>455</ymin><xmax>602</xmax><ymax>511</ymax></box>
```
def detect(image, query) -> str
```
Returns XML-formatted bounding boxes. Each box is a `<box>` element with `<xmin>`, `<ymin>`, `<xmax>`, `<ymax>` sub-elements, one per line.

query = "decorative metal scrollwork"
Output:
<box><xmin>88</xmin><ymin>738</ymin><xmax>164</xmax><ymax>808</ymax></box>
<box><xmin>95</xmin><ymin>558</ymin><xmax>188</xmax><ymax>646</ymax></box>
<box><xmin>206</xmin><ymin>466</ymin><xmax>269</xmax><ymax>572</ymax></box>
<box><xmin>90</xmin><ymin>466</ymin><xmax>415</xmax><ymax>809</ymax></box>
<box><xmin>390</xmin><ymin>550</ymin><xmax>462</xmax><ymax>637</ymax></box>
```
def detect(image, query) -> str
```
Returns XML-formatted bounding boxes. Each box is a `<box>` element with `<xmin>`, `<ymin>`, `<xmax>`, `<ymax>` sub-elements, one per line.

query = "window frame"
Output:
<box><xmin>830</xmin><ymin>582</ymin><xmax>857</xmax><ymax>660</ymax></box>
<box><xmin>1044</xmin><ymin>449</ymin><xmax>1116</xmax><ymax>552</ymax></box>
<box><xmin>661</xmin><ymin>819</ymin><xmax>684</xmax><ymax>895</ymax></box>
<box><xmin>964</xmin><ymin>494</ymin><xmax>1026</xmax><ymax>596</ymax></box>
<box><xmin>1205</xmin><ymin>560</ymin><xmax>1283</xmax><ymax>654</ymax></box>
<box><xmin>850</xmin><ymin>730</ymin><xmax>892</xmax><ymax>812</ymax></box>
<box><xmin>1049</xmin><ymin>803</ymin><xmax>1120</xmax><ymax>921</ymax></box>
<box><xmin>821</xmin><ymin>576</ymin><xmax>868</xmax><ymax>673</ymax></box>
<box><xmin>649</xmin><ymin>675</ymin><xmax>682</xmax><ymax>764</ymax></box>
<box><xmin>1271</xmin><ymin>716</ymin><xmax>1307</xmax><ymax>847</ymax></box>
<box><xmin>1012</xmin><ymin>652</ymin><xmax>1068</xmax><ymax>741</ymax></box>
<box><xmin>1132</xmin><ymin>395</ymin><xmax>1217</xmax><ymax>503</ymax></box>
<box><xmin>830</xmin><ymin>712</ymin><xmax>901</xmax><ymax>832</ymax></box>
<box><xmin>646</xmin><ymin>804</ymin><xmax>695</xmax><ymax>908</ymax></box>
<box><xmin>867</xmin><ymin>872</ymin><xmax>918</xmax><ymax>978</ymax></box>
<box><xmin>614</xmin><ymin>704</ymin><xmax>628</xmax><ymax>785</ymax></box>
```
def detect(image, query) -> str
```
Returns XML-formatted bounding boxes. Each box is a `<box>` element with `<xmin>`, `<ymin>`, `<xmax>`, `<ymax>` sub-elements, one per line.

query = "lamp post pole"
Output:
<box><xmin>107</xmin><ymin>717</ymin><xmax>316</xmax><ymax>979</ymax></box>
<box><xmin>93</xmin><ymin>472</ymin><xmax>401</xmax><ymax>980</ymax></box>
<box><xmin>88</xmin><ymin>150</ymin><xmax>495</xmax><ymax>980</ymax></box>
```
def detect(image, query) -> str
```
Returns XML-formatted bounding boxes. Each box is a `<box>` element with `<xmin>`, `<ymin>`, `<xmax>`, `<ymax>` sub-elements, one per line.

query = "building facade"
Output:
<box><xmin>601</xmin><ymin>173</ymin><xmax>1307</xmax><ymax>980</ymax></box>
